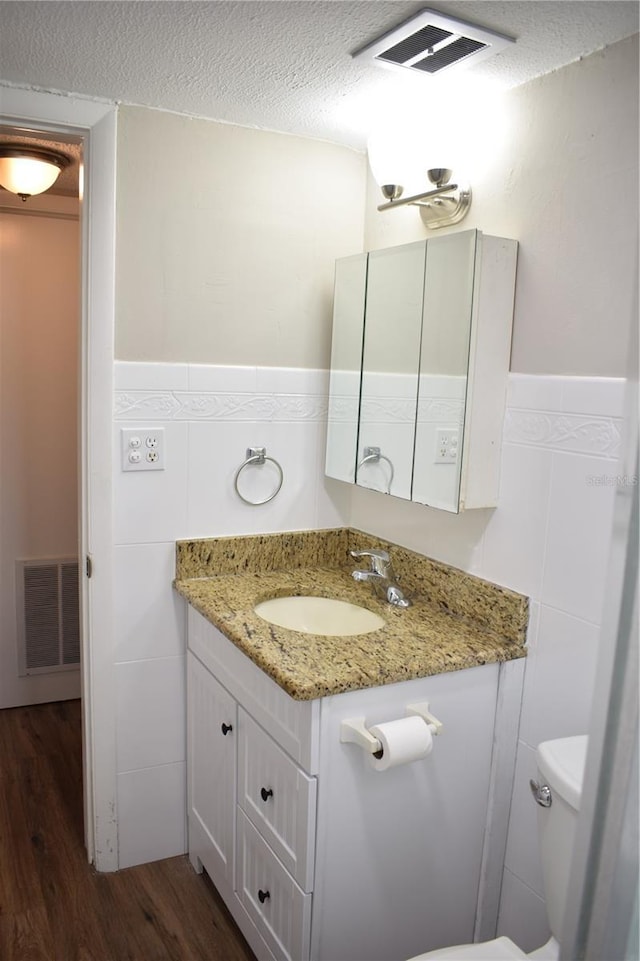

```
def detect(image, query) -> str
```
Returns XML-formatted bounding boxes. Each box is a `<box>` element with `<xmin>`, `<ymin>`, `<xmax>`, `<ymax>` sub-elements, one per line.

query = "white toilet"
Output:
<box><xmin>408</xmin><ymin>734</ymin><xmax>589</xmax><ymax>961</ymax></box>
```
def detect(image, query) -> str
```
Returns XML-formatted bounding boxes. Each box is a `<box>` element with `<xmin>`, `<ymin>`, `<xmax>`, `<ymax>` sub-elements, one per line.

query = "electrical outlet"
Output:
<box><xmin>434</xmin><ymin>427</ymin><xmax>460</xmax><ymax>464</ymax></box>
<box><xmin>121</xmin><ymin>428</ymin><xmax>165</xmax><ymax>471</ymax></box>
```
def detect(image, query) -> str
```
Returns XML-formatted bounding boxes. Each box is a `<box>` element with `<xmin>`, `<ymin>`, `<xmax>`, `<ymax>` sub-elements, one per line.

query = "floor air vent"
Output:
<box><xmin>352</xmin><ymin>8</ymin><xmax>515</xmax><ymax>77</ymax></box>
<box><xmin>17</xmin><ymin>558</ymin><xmax>80</xmax><ymax>675</ymax></box>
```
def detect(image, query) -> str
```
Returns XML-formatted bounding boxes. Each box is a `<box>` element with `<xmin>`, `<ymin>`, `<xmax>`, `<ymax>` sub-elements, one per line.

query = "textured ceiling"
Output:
<box><xmin>0</xmin><ymin>0</ymin><xmax>639</xmax><ymax>196</ymax></box>
<box><xmin>0</xmin><ymin>1</ymin><xmax>638</xmax><ymax>153</ymax></box>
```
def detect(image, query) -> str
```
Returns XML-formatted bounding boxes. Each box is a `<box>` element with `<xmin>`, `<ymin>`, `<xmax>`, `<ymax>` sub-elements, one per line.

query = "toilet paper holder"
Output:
<box><xmin>340</xmin><ymin>702</ymin><xmax>443</xmax><ymax>755</ymax></box>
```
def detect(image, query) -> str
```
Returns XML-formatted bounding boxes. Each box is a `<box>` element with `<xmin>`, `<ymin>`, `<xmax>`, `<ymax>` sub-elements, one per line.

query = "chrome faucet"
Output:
<box><xmin>350</xmin><ymin>549</ymin><xmax>411</xmax><ymax>608</ymax></box>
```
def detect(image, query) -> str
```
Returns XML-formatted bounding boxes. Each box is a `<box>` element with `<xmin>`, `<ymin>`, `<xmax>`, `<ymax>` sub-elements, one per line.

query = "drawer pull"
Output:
<box><xmin>258</xmin><ymin>888</ymin><xmax>270</xmax><ymax>904</ymax></box>
<box><xmin>260</xmin><ymin>787</ymin><xmax>273</xmax><ymax>802</ymax></box>
<box><xmin>221</xmin><ymin>722</ymin><xmax>233</xmax><ymax>736</ymax></box>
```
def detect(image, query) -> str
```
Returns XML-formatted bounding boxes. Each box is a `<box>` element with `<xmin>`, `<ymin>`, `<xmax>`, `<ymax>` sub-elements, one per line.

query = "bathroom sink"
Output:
<box><xmin>253</xmin><ymin>596</ymin><xmax>385</xmax><ymax>636</ymax></box>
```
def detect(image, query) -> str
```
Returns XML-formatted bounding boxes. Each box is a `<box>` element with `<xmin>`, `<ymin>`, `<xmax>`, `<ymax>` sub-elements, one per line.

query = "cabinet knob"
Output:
<box><xmin>258</xmin><ymin>889</ymin><xmax>270</xmax><ymax>904</ymax></box>
<box><xmin>260</xmin><ymin>787</ymin><xmax>273</xmax><ymax>802</ymax></box>
<box><xmin>221</xmin><ymin>722</ymin><xmax>233</xmax><ymax>736</ymax></box>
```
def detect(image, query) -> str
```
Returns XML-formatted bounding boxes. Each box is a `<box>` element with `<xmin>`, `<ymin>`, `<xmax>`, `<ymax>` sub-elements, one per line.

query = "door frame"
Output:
<box><xmin>1</xmin><ymin>86</ymin><xmax>118</xmax><ymax>871</ymax></box>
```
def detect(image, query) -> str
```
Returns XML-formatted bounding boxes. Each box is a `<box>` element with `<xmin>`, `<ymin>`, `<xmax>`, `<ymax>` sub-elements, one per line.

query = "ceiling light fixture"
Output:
<box><xmin>0</xmin><ymin>146</ymin><xmax>70</xmax><ymax>202</ymax></box>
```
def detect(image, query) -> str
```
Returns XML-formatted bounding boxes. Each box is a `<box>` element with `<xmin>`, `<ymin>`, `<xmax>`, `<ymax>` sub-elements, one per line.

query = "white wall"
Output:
<box><xmin>112</xmin><ymin>106</ymin><xmax>363</xmax><ymax>865</ymax></box>
<box><xmin>107</xmin><ymin>39</ymin><xmax>637</xmax><ymax>953</ymax></box>
<box><xmin>112</xmin><ymin>360</ymin><xmax>349</xmax><ymax>867</ymax></box>
<box><xmin>350</xmin><ymin>374</ymin><xmax>625</xmax><ymax>949</ymax></box>
<box><xmin>0</xmin><ymin>194</ymin><xmax>81</xmax><ymax>708</ymax></box>
<box><xmin>363</xmin><ymin>34</ymin><xmax>638</xmax><ymax>378</ymax></box>
<box><xmin>351</xmin><ymin>34</ymin><xmax>637</xmax><ymax>952</ymax></box>
<box><xmin>115</xmin><ymin>106</ymin><xmax>366</xmax><ymax>367</ymax></box>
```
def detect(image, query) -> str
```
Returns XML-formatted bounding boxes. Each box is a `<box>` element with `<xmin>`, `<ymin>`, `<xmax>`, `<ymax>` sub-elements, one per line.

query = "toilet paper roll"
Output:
<box><xmin>368</xmin><ymin>716</ymin><xmax>433</xmax><ymax>772</ymax></box>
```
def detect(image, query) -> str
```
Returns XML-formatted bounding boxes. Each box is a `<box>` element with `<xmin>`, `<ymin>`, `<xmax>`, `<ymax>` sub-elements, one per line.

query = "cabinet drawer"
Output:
<box><xmin>237</xmin><ymin>809</ymin><xmax>311</xmax><ymax>961</ymax></box>
<box><xmin>238</xmin><ymin>709</ymin><xmax>317</xmax><ymax>892</ymax></box>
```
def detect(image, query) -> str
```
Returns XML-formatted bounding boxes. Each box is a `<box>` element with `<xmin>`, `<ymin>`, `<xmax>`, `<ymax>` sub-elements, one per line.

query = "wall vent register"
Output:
<box><xmin>16</xmin><ymin>558</ymin><xmax>80</xmax><ymax>675</ymax></box>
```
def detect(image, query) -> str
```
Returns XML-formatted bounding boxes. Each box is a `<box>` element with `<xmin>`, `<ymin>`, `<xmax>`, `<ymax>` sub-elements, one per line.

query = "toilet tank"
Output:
<box><xmin>535</xmin><ymin>735</ymin><xmax>588</xmax><ymax>940</ymax></box>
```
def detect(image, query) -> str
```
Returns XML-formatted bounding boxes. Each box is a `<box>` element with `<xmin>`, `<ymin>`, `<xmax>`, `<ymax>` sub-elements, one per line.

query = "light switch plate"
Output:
<box><xmin>121</xmin><ymin>427</ymin><xmax>165</xmax><ymax>471</ymax></box>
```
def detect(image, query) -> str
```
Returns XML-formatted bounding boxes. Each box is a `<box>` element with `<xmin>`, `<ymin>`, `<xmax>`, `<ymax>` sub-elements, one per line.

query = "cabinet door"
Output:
<box><xmin>325</xmin><ymin>253</ymin><xmax>367</xmax><ymax>484</ymax></box>
<box><xmin>412</xmin><ymin>230</ymin><xmax>476</xmax><ymax>511</ymax></box>
<box><xmin>187</xmin><ymin>651</ymin><xmax>237</xmax><ymax>890</ymax></box>
<box><xmin>358</xmin><ymin>242</ymin><xmax>426</xmax><ymax>499</ymax></box>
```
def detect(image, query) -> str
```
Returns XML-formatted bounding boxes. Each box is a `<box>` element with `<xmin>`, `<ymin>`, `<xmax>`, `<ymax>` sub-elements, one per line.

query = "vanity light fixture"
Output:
<box><xmin>0</xmin><ymin>145</ymin><xmax>70</xmax><ymax>202</ymax></box>
<box><xmin>376</xmin><ymin>168</ymin><xmax>472</xmax><ymax>228</ymax></box>
<box><xmin>355</xmin><ymin>8</ymin><xmax>513</xmax><ymax>227</ymax></box>
<box><xmin>367</xmin><ymin>124</ymin><xmax>472</xmax><ymax>228</ymax></box>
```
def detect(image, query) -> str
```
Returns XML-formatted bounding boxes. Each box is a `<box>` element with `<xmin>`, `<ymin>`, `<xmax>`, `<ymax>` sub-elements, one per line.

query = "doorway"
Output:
<box><xmin>1</xmin><ymin>87</ymin><xmax>117</xmax><ymax>871</ymax></box>
<box><xmin>0</xmin><ymin>127</ymin><xmax>83</xmax><ymax>710</ymax></box>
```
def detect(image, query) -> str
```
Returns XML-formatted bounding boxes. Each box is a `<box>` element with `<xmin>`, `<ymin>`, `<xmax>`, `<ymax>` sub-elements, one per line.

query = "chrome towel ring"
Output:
<box><xmin>234</xmin><ymin>447</ymin><xmax>284</xmax><ymax>506</ymax></box>
<box><xmin>356</xmin><ymin>446</ymin><xmax>395</xmax><ymax>494</ymax></box>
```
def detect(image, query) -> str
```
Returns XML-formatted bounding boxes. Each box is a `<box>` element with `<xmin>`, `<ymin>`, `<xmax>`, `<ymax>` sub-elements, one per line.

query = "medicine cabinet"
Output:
<box><xmin>325</xmin><ymin>229</ymin><xmax>518</xmax><ymax>512</ymax></box>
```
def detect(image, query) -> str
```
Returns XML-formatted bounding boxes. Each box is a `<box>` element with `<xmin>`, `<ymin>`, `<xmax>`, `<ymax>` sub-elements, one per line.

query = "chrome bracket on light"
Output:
<box><xmin>377</xmin><ymin>168</ymin><xmax>471</xmax><ymax>229</ymax></box>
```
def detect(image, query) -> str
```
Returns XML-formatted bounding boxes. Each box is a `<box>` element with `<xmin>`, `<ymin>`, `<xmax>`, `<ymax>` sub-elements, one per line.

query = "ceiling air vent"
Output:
<box><xmin>352</xmin><ymin>8</ymin><xmax>515</xmax><ymax>77</ymax></box>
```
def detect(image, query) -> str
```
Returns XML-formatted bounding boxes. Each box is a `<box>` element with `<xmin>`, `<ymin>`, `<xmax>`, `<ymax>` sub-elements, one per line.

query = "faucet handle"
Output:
<box><xmin>349</xmin><ymin>549</ymin><xmax>390</xmax><ymax>562</ymax></box>
<box><xmin>350</xmin><ymin>548</ymin><xmax>390</xmax><ymax>577</ymax></box>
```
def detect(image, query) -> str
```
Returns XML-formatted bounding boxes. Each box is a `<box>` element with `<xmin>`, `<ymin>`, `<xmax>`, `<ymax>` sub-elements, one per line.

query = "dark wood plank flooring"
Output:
<box><xmin>0</xmin><ymin>700</ymin><xmax>256</xmax><ymax>961</ymax></box>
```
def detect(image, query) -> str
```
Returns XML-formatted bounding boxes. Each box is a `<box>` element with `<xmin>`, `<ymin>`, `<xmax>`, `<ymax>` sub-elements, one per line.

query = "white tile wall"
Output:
<box><xmin>518</xmin><ymin>607</ymin><xmax>601</xmax><ymax>749</ymax></box>
<box><xmin>115</xmin><ymin>361</ymin><xmax>189</xmax><ymax>392</ymax></box>
<box><xmin>186</xmin><ymin>419</ymin><xmax>324</xmax><ymax>537</ymax></box>
<box><xmin>541</xmin><ymin>453</ymin><xmax>618</xmax><ymax>623</ymax></box>
<box><xmin>497</xmin><ymin>869</ymin><xmax>550</xmax><ymax>954</ymax></box>
<box><xmin>116</xmin><ymin>655</ymin><xmax>186</xmax><ymax>773</ymax></box>
<box><xmin>487</xmin><ymin>376</ymin><xmax>624</xmax><ymax>949</ymax></box>
<box><xmin>114</xmin><ymin>542</ymin><xmax>186</xmax><ymax>662</ymax></box>
<box><xmin>112</xmin><ymin>361</ymin><xmax>350</xmax><ymax>868</ymax></box>
<box><xmin>350</xmin><ymin>371</ymin><xmax>627</xmax><ymax>950</ymax></box>
<box><xmin>117</xmin><ymin>762</ymin><xmax>187</xmax><ymax>870</ymax></box>
<box><xmin>112</xmin><ymin>364</ymin><xmax>627</xmax><ymax>924</ymax></box>
<box><xmin>481</xmin><ymin>443</ymin><xmax>553</xmax><ymax>598</ymax></box>
<box><xmin>113</xmin><ymin>420</ymin><xmax>189</xmax><ymax>544</ymax></box>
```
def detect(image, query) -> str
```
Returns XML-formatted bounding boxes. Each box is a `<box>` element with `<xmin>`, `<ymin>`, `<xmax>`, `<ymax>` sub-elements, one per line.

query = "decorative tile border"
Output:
<box><xmin>114</xmin><ymin>390</ymin><xmax>328</xmax><ymax>422</ymax></box>
<box><xmin>503</xmin><ymin>409</ymin><xmax>622</xmax><ymax>459</ymax></box>
<box><xmin>114</xmin><ymin>363</ymin><xmax>626</xmax><ymax>458</ymax></box>
<box><xmin>417</xmin><ymin>397</ymin><xmax>465</xmax><ymax>424</ymax></box>
<box><xmin>327</xmin><ymin>394</ymin><xmax>464</xmax><ymax>424</ymax></box>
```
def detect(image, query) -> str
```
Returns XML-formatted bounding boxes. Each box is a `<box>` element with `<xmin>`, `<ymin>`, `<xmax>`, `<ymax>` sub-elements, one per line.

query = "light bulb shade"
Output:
<box><xmin>0</xmin><ymin>147</ymin><xmax>69</xmax><ymax>198</ymax></box>
<box><xmin>367</xmin><ymin>124</ymin><xmax>425</xmax><ymax>193</ymax></box>
<box><xmin>366</xmin><ymin>81</ymin><xmax>507</xmax><ymax>193</ymax></box>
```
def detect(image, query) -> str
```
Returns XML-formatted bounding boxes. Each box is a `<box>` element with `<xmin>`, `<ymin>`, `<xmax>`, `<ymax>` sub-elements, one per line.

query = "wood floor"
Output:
<box><xmin>0</xmin><ymin>699</ymin><xmax>256</xmax><ymax>961</ymax></box>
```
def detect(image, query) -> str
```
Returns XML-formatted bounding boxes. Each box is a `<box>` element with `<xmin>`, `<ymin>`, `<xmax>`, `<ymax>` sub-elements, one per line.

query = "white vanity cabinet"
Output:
<box><xmin>187</xmin><ymin>606</ymin><xmax>513</xmax><ymax>961</ymax></box>
<box><xmin>187</xmin><ymin>607</ymin><xmax>320</xmax><ymax>961</ymax></box>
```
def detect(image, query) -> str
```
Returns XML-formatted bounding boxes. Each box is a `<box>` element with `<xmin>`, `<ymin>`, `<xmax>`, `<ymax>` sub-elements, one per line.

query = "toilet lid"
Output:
<box><xmin>408</xmin><ymin>935</ymin><xmax>528</xmax><ymax>960</ymax></box>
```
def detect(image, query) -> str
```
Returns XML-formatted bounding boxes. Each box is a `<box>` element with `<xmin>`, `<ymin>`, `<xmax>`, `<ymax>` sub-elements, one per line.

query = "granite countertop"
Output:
<box><xmin>174</xmin><ymin>529</ymin><xmax>529</xmax><ymax>702</ymax></box>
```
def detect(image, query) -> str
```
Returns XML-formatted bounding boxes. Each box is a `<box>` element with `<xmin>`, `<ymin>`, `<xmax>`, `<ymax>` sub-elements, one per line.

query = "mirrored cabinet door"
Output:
<box><xmin>412</xmin><ymin>231</ymin><xmax>477</xmax><ymax>510</ymax></box>
<box><xmin>325</xmin><ymin>254</ymin><xmax>368</xmax><ymax>484</ymax></box>
<box><xmin>325</xmin><ymin>231</ymin><xmax>518</xmax><ymax>512</ymax></box>
<box><xmin>357</xmin><ymin>242</ymin><xmax>426</xmax><ymax>499</ymax></box>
